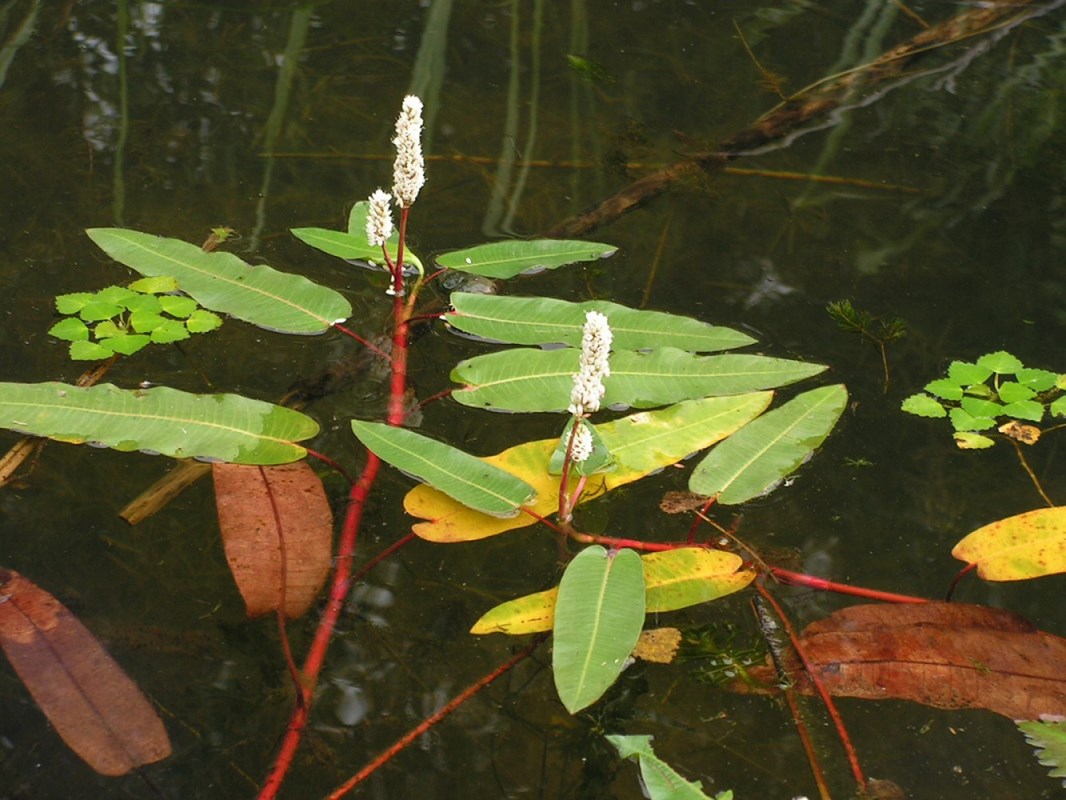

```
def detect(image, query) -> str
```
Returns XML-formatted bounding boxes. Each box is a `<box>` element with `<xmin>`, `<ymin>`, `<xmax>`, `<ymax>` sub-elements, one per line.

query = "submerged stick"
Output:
<box><xmin>546</xmin><ymin>0</ymin><xmax>1042</xmax><ymax>238</ymax></box>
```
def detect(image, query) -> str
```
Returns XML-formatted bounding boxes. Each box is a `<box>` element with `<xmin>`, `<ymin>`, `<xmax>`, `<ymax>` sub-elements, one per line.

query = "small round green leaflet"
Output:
<box><xmin>901</xmin><ymin>393</ymin><xmax>947</xmax><ymax>418</ymax></box>
<box><xmin>1016</xmin><ymin>720</ymin><xmax>1066</xmax><ymax>788</ymax></box>
<box><xmin>978</xmin><ymin>350</ymin><xmax>1024</xmax><ymax>374</ymax></box>
<box><xmin>553</xmin><ymin>546</ymin><xmax>645</xmax><ymax>714</ymax></box>
<box><xmin>437</xmin><ymin>239</ymin><xmax>617</xmax><ymax>280</ymax></box>
<box><xmin>952</xmin><ymin>507</ymin><xmax>1066</xmax><ymax>581</ymax></box>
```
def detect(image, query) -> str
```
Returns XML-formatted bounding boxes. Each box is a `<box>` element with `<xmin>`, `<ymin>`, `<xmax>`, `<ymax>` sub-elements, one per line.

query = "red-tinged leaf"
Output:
<box><xmin>0</xmin><ymin>568</ymin><xmax>171</xmax><ymax>775</ymax></box>
<box><xmin>213</xmin><ymin>461</ymin><xmax>333</xmax><ymax>618</ymax></box>
<box><xmin>735</xmin><ymin>603</ymin><xmax>1066</xmax><ymax>720</ymax></box>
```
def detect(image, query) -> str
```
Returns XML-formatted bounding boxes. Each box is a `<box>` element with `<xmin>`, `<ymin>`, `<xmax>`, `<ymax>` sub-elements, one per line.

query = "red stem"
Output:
<box><xmin>756</xmin><ymin>581</ymin><xmax>867</xmax><ymax>793</ymax></box>
<box><xmin>325</xmin><ymin>637</ymin><xmax>544</xmax><ymax>799</ymax></box>
<box><xmin>257</xmin><ymin>210</ymin><xmax>418</xmax><ymax>800</ymax></box>
<box><xmin>769</xmin><ymin>567</ymin><xmax>930</xmax><ymax>604</ymax></box>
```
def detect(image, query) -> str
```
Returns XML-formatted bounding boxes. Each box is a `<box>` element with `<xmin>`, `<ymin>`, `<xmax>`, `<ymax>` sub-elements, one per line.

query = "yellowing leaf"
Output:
<box><xmin>407</xmin><ymin>394</ymin><xmax>772</xmax><ymax>542</ymax></box>
<box><xmin>470</xmin><ymin>587</ymin><xmax>558</xmax><ymax>635</ymax></box>
<box><xmin>470</xmin><ymin>548</ymin><xmax>753</xmax><ymax>635</ymax></box>
<box><xmin>642</xmin><ymin>549</ymin><xmax>755</xmax><ymax>612</ymax></box>
<box><xmin>952</xmin><ymin>507</ymin><xmax>1066</xmax><ymax>581</ymax></box>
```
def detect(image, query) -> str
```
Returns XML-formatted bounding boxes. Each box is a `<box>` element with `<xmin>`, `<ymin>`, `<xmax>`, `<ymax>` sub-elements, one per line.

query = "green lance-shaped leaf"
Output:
<box><xmin>553</xmin><ymin>546</ymin><xmax>645</xmax><ymax>713</ymax></box>
<box><xmin>606</xmin><ymin>734</ymin><xmax>726</xmax><ymax>800</ymax></box>
<box><xmin>452</xmin><ymin>348</ymin><xmax>825</xmax><ymax>412</ymax></box>
<box><xmin>437</xmin><ymin>239</ymin><xmax>617</xmax><ymax>279</ymax></box>
<box><xmin>1017</xmin><ymin>720</ymin><xmax>1066</xmax><ymax>787</ymax></box>
<box><xmin>351</xmin><ymin>420</ymin><xmax>535</xmax><ymax>518</ymax></box>
<box><xmin>290</xmin><ymin>200</ymin><xmax>424</xmax><ymax>272</ymax></box>
<box><xmin>0</xmin><ymin>382</ymin><xmax>318</xmax><ymax>464</ymax></box>
<box><xmin>690</xmin><ymin>384</ymin><xmax>847</xmax><ymax>504</ymax></box>
<box><xmin>952</xmin><ymin>507</ymin><xmax>1066</xmax><ymax>581</ymax></box>
<box><xmin>86</xmin><ymin>228</ymin><xmax>351</xmax><ymax>335</ymax></box>
<box><xmin>447</xmin><ymin>293</ymin><xmax>754</xmax><ymax>352</ymax></box>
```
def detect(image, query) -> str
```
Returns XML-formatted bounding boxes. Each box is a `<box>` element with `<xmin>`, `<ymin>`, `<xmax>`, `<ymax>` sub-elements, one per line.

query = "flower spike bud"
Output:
<box><xmin>392</xmin><ymin>95</ymin><xmax>425</xmax><ymax>208</ymax></box>
<box><xmin>568</xmin><ymin>310</ymin><xmax>612</xmax><ymax>416</ymax></box>
<box><xmin>570</xmin><ymin>422</ymin><xmax>594</xmax><ymax>464</ymax></box>
<box><xmin>366</xmin><ymin>189</ymin><xmax>393</xmax><ymax>248</ymax></box>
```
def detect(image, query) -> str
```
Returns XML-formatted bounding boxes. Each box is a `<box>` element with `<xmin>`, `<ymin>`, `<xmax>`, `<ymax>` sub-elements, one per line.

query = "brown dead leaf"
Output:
<box><xmin>0</xmin><ymin>568</ymin><xmax>171</xmax><ymax>775</ymax></box>
<box><xmin>999</xmin><ymin>420</ymin><xmax>1040</xmax><ymax>445</ymax></box>
<box><xmin>735</xmin><ymin>603</ymin><xmax>1066</xmax><ymax>720</ymax></box>
<box><xmin>659</xmin><ymin>491</ymin><xmax>710</xmax><ymax>515</ymax></box>
<box><xmin>633</xmin><ymin>628</ymin><xmax>682</xmax><ymax>663</ymax></box>
<box><xmin>213</xmin><ymin>462</ymin><xmax>333</xmax><ymax>618</ymax></box>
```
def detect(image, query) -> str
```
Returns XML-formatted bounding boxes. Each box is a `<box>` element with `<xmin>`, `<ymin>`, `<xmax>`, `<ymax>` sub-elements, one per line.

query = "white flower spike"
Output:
<box><xmin>365</xmin><ymin>188</ymin><xmax>393</xmax><ymax>248</ymax></box>
<box><xmin>569</xmin><ymin>310</ymin><xmax>612</xmax><ymax>416</ymax></box>
<box><xmin>392</xmin><ymin>95</ymin><xmax>425</xmax><ymax>208</ymax></box>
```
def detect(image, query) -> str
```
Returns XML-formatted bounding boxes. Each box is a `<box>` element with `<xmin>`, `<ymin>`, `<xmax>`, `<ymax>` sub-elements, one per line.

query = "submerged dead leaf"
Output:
<box><xmin>734</xmin><ymin>603</ymin><xmax>1066</xmax><ymax>720</ymax></box>
<box><xmin>0</xmin><ymin>568</ymin><xmax>171</xmax><ymax>775</ymax></box>
<box><xmin>659</xmin><ymin>490</ymin><xmax>710</xmax><ymax>514</ymax></box>
<box><xmin>633</xmin><ymin>628</ymin><xmax>682</xmax><ymax>664</ymax></box>
<box><xmin>213</xmin><ymin>462</ymin><xmax>333</xmax><ymax>618</ymax></box>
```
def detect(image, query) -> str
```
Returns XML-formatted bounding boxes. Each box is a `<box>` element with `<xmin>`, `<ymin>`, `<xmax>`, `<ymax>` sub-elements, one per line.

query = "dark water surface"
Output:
<box><xmin>2</xmin><ymin>1</ymin><xmax>1066</xmax><ymax>798</ymax></box>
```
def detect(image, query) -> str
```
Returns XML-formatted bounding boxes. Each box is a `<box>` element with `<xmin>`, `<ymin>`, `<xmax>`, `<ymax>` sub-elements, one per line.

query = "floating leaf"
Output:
<box><xmin>949</xmin><ymin>406</ymin><xmax>996</xmax><ymax>432</ymax></box>
<box><xmin>606</xmin><ymin>734</ymin><xmax>726</xmax><ymax>800</ymax></box>
<box><xmin>1017</xmin><ymin>368</ymin><xmax>1059</xmax><ymax>392</ymax></box>
<box><xmin>960</xmin><ymin>397</ymin><xmax>1003</xmax><ymax>419</ymax></box>
<box><xmin>446</xmin><ymin>293</ymin><xmax>754</xmax><ymax>352</ymax></box>
<box><xmin>86</xmin><ymin>228</ymin><xmax>351</xmax><ymax>334</ymax></box>
<box><xmin>453</xmin><ymin>348</ymin><xmax>823</xmax><ymax>412</ymax></box>
<box><xmin>471</xmin><ymin>548</ymin><xmax>752</xmax><ymax>635</ymax></box>
<box><xmin>470</xmin><ymin>587</ymin><xmax>559</xmax><ymax>635</ymax></box>
<box><xmin>48</xmin><ymin>318</ymin><xmax>89</xmax><ymax>342</ymax></box>
<box><xmin>0</xmin><ymin>568</ymin><xmax>172</xmax><ymax>775</ymax></box>
<box><xmin>102</xmin><ymin>333</ymin><xmax>152</xmax><ymax>356</ymax></box>
<box><xmin>948</xmin><ymin>360</ymin><xmax>992</xmax><ymax>385</ymax></box>
<box><xmin>213</xmin><ymin>462</ymin><xmax>333</xmax><ymax>618</ymax></box>
<box><xmin>69</xmin><ymin>341</ymin><xmax>114</xmax><ymax>361</ymax></box>
<box><xmin>0</xmin><ymin>382</ymin><xmax>318</xmax><ymax>464</ymax></box>
<box><xmin>924</xmin><ymin>379</ymin><xmax>963</xmax><ymax>401</ymax></box>
<box><xmin>998</xmin><ymin>382</ymin><xmax>1036</xmax><ymax>403</ymax></box>
<box><xmin>158</xmin><ymin>295</ymin><xmax>198</xmax><ymax>318</ymax></box>
<box><xmin>690</xmin><ymin>385</ymin><xmax>847</xmax><ymax>504</ymax></box>
<box><xmin>408</xmin><ymin>394</ymin><xmax>773</xmax><ymax>542</ymax></box>
<box><xmin>999</xmin><ymin>420</ymin><xmax>1040</xmax><ymax>445</ymax></box>
<box><xmin>734</xmin><ymin>603</ymin><xmax>1066</xmax><ymax>721</ymax></box>
<box><xmin>1052</xmin><ymin>397</ymin><xmax>1066</xmax><ymax>418</ymax></box>
<box><xmin>953</xmin><ymin>432</ymin><xmax>995</xmax><ymax>449</ymax></box>
<box><xmin>352</xmin><ymin>420</ymin><xmax>536</xmax><ymax>518</ymax></box>
<box><xmin>952</xmin><ymin>507</ymin><xmax>1066</xmax><ymax>581</ymax></box>
<box><xmin>290</xmin><ymin>200</ymin><xmax>424</xmax><ymax>271</ymax></box>
<box><xmin>553</xmin><ymin>547</ymin><xmax>645</xmax><ymax>713</ymax></box>
<box><xmin>901</xmin><ymin>393</ymin><xmax>946</xmax><ymax>418</ymax></box>
<box><xmin>128</xmin><ymin>275</ymin><xmax>178</xmax><ymax>293</ymax></box>
<box><xmin>1001</xmin><ymin>400</ymin><xmax>1044</xmax><ymax>422</ymax></box>
<box><xmin>642</xmin><ymin>549</ymin><xmax>754</xmax><ymax>612</ymax></box>
<box><xmin>149</xmin><ymin>320</ymin><xmax>191</xmax><ymax>344</ymax></box>
<box><xmin>1017</xmin><ymin>720</ymin><xmax>1066</xmax><ymax>787</ymax></box>
<box><xmin>55</xmin><ymin>292</ymin><xmax>93</xmax><ymax>315</ymax></box>
<box><xmin>438</xmin><ymin>239</ymin><xmax>616</xmax><ymax>279</ymax></box>
<box><xmin>186</xmin><ymin>309</ymin><xmax>223</xmax><ymax>333</ymax></box>
<box><xmin>978</xmin><ymin>350</ymin><xmax>1023</xmax><ymax>374</ymax></box>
